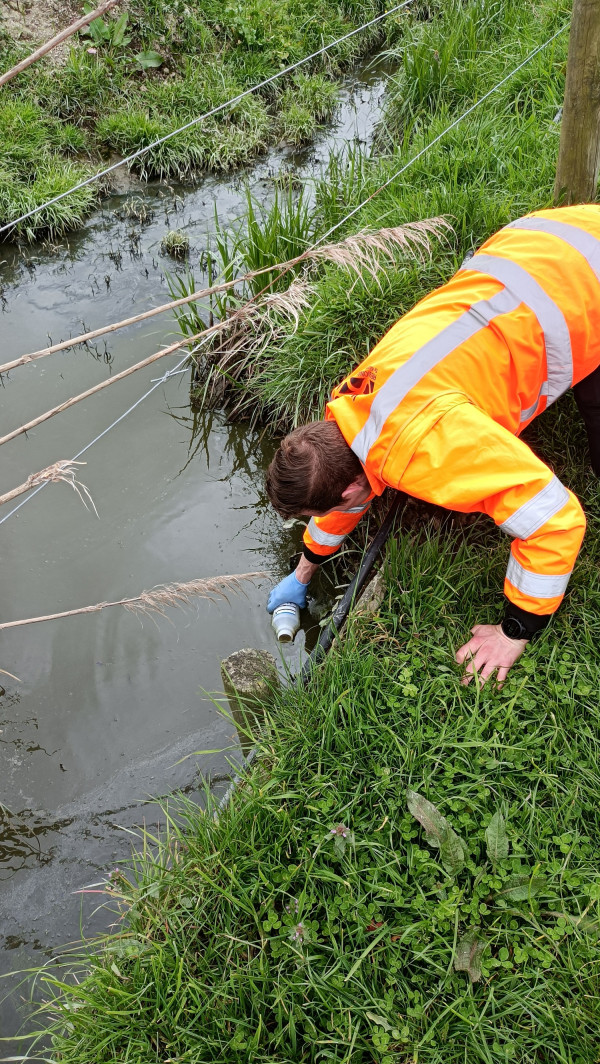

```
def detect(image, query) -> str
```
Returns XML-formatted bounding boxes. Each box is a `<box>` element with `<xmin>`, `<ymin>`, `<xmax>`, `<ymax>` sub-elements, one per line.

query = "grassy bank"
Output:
<box><xmin>14</xmin><ymin>0</ymin><xmax>600</xmax><ymax>1059</ymax></box>
<box><xmin>0</xmin><ymin>0</ymin><xmax>404</xmax><ymax>240</ymax></box>
<box><xmin>186</xmin><ymin>0</ymin><xmax>569</xmax><ymax>428</ymax></box>
<box><xmin>29</xmin><ymin>478</ymin><xmax>600</xmax><ymax>1060</ymax></box>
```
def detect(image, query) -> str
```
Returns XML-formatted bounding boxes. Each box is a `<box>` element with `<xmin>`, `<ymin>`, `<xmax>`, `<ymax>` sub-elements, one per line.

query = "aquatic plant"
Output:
<box><xmin>160</xmin><ymin>228</ymin><xmax>190</xmax><ymax>258</ymax></box>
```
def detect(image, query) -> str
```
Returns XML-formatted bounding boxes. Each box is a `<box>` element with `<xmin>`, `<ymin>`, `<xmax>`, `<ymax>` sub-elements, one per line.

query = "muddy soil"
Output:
<box><xmin>0</xmin><ymin>0</ymin><xmax>84</xmax><ymax>62</ymax></box>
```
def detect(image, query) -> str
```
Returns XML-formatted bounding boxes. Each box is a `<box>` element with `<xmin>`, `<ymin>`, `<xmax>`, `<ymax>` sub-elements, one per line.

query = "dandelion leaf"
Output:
<box><xmin>406</xmin><ymin>789</ymin><xmax>447</xmax><ymax>846</ymax></box>
<box><xmin>439</xmin><ymin>826</ymin><xmax>468</xmax><ymax>876</ymax></box>
<box><xmin>485</xmin><ymin>810</ymin><xmax>509</xmax><ymax>864</ymax></box>
<box><xmin>498</xmin><ymin>874</ymin><xmax>546</xmax><ymax>901</ymax></box>
<box><xmin>406</xmin><ymin>789</ymin><xmax>466</xmax><ymax>874</ymax></box>
<box><xmin>454</xmin><ymin>931</ymin><xmax>487</xmax><ymax>983</ymax></box>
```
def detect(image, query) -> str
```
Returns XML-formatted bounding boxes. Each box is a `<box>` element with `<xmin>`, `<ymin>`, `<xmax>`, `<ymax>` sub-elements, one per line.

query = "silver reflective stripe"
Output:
<box><xmin>347</xmin><ymin>502</ymin><xmax>372</xmax><ymax>514</ymax></box>
<box><xmin>520</xmin><ymin>381</ymin><xmax>549</xmax><ymax>423</ymax></box>
<box><xmin>505</xmin><ymin>554</ymin><xmax>571</xmax><ymax>599</ymax></box>
<box><xmin>351</xmin><ymin>286</ymin><xmax>519</xmax><ymax>463</ymax></box>
<box><xmin>507</xmin><ymin>215</ymin><xmax>600</xmax><ymax>286</ymax></box>
<box><xmin>463</xmin><ymin>254</ymin><xmax>573</xmax><ymax>405</ymax></box>
<box><xmin>499</xmin><ymin>475</ymin><xmax>569</xmax><ymax>540</ymax></box>
<box><xmin>307</xmin><ymin>519</ymin><xmax>346</xmax><ymax>547</ymax></box>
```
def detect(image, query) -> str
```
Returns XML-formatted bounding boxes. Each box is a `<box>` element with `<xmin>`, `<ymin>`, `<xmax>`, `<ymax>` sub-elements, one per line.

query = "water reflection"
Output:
<box><xmin>0</xmin><ymin>57</ymin><xmax>392</xmax><ymax>1046</ymax></box>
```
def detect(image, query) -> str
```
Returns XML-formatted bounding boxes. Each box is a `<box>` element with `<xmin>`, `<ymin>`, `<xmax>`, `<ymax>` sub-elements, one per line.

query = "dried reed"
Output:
<box><xmin>198</xmin><ymin>219</ymin><xmax>453</xmax><ymax>413</ymax></box>
<box><xmin>0</xmin><ymin>1</ymin><xmax>122</xmax><ymax>88</ymax></box>
<box><xmin>0</xmin><ymin>460</ymin><xmax>97</xmax><ymax>513</ymax></box>
<box><xmin>1</xmin><ymin>218</ymin><xmax>451</xmax><ymax>376</ymax></box>
<box><xmin>0</xmin><ymin>220</ymin><xmax>451</xmax><ymax>447</ymax></box>
<box><xmin>0</xmin><ymin>572</ymin><xmax>269</xmax><ymax>630</ymax></box>
<box><xmin>308</xmin><ymin>219</ymin><xmax>453</xmax><ymax>281</ymax></box>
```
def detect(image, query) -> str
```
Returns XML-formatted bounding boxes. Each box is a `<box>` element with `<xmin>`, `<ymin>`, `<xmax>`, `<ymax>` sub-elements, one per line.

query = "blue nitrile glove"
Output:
<box><xmin>267</xmin><ymin>572</ymin><xmax>309</xmax><ymax>614</ymax></box>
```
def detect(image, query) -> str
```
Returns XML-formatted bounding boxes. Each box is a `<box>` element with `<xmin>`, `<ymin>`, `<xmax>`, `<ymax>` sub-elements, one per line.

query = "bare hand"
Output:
<box><xmin>455</xmin><ymin>623</ymin><xmax>528</xmax><ymax>686</ymax></box>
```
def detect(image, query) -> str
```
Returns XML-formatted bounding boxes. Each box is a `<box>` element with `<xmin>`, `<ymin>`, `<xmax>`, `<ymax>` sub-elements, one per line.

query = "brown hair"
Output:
<box><xmin>266</xmin><ymin>420</ymin><xmax>364</xmax><ymax>519</ymax></box>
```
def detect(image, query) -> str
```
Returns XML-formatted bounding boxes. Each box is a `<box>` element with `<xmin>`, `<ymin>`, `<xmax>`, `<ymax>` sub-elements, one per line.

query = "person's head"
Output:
<box><xmin>266</xmin><ymin>420</ymin><xmax>368</xmax><ymax>519</ymax></box>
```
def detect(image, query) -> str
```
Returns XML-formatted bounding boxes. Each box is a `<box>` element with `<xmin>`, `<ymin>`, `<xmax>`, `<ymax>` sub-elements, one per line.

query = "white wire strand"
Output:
<box><xmin>0</xmin><ymin>0</ymin><xmax>416</xmax><ymax>238</ymax></box>
<box><xmin>0</xmin><ymin>23</ymin><xmax>567</xmax><ymax>528</ymax></box>
<box><xmin>313</xmin><ymin>24</ymin><xmax>567</xmax><ymax>247</ymax></box>
<box><xmin>0</xmin><ymin>351</ymin><xmax>192</xmax><ymax>526</ymax></box>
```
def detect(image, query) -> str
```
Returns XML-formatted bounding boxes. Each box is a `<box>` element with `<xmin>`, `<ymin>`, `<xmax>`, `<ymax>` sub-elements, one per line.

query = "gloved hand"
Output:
<box><xmin>267</xmin><ymin>572</ymin><xmax>309</xmax><ymax>614</ymax></box>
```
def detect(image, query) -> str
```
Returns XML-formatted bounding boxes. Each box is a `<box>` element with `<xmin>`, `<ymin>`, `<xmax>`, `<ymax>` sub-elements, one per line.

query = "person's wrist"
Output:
<box><xmin>501</xmin><ymin>616</ymin><xmax>530</xmax><ymax>642</ymax></box>
<box><xmin>501</xmin><ymin>604</ymin><xmax>551</xmax><ymax>644</ymax></box>
<box><xmin>295</xmin><ymin>555</ymin><xmax>319</xmax><ymax>585</ymax></box>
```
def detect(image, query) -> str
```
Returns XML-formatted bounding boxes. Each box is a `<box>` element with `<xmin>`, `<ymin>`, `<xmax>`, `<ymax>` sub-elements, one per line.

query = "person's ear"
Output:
<box><xmin>341</xmin><ymin>475</ymin><xmax>366</xmax><ymax>500</ymax></box>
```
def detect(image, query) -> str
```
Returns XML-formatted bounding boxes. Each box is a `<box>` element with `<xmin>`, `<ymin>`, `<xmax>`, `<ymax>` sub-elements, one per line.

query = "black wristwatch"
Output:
<box><xmin>501</xmin><ymin>615</ymin><xmax>531</xmax><ymax>641</ymax></box>
<box><xmin>501</xmin><ymin>604</ymin><xmax>550</xmax><ymax>643</ymax></box>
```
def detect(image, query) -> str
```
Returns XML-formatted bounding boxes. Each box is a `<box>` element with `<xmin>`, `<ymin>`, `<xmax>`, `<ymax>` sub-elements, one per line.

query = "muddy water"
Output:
<box><xmin>0</xmin><ymin>62</ymin><xmax>389</xmax><ymax>1041</ymax></box>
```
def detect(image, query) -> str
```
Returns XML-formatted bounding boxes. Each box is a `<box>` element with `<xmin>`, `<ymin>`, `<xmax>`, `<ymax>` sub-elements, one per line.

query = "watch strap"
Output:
<box><xmin>502</xmin><ymin>602</ymin><xmax>551</xmax><ymax>642</ymax></box>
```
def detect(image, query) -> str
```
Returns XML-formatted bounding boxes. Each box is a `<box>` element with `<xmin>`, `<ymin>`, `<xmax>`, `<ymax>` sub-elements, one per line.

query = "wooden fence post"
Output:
<box><xmin>555</xmin><ymin>0</ymin><xmax>600</xmax><ymax>204</ymax></box>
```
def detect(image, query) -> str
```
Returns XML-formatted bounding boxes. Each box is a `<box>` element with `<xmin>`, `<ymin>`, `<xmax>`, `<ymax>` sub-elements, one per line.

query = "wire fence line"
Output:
<box><xmin>0</xmin><ymin>22</ymin><xmax>568</xmax><ymax>530</ymax></box>
<box><xmin>0</xmin><ymin>350</ymin><xmax>192</xmax><ymax>527</ymax></box>
<box><xmin>0</xmin><ymin>0</ymin><xmax>417</xmax><ymax>238</ymax></box>
<box><xmin>313</xmin><ymin>24</ymin><xmax>568</xmax><ymax>248</ymax></box>
<box><xmin>0</xmin><ymin>22</ymin><xmax>569</xmax><ymax>378</ymax></box>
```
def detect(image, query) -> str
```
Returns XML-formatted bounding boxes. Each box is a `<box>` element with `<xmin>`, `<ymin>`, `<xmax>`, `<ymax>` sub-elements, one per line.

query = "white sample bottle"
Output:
<box><xmin>272</xmin><ymin>602</ymin><xmax>301</xmax><ymax>643</ymax></box>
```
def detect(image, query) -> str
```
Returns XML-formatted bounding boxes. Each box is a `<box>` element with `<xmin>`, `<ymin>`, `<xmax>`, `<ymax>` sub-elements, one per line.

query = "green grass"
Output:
<box><xmin>10</xmin><ymin>0</ymin><xmax>600</xmax><ymax>1058</ymax></box>
<box><xmin>0</xmin><ymin>100</ymin><xmax>96</xmax><ymax>240</ymax></box>
<box><xmin>279</xmin><ymin>73</ymin><xmax>340</xmax><ymax>145</ymax></box>
<box><xmin>187</xmin><ymin>0</ymin><xmax>569</xmax><ymax>427</ymax></box>
<box><xmin>26</xmin><ymin>482</ymin><xmax>600</xmax><ymax>1060</ymax></box>
<box><xmin>0</xmin><ymin>0</ymin><xmax>403</xmax><ymax>239</ymax></box>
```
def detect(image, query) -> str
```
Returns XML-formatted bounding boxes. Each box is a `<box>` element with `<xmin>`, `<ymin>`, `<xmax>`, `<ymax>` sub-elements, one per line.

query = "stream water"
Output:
<box><xmin>0</xmin><ymin>60</ymin><xmax>390</xmax><ymax>1043</ymax></box>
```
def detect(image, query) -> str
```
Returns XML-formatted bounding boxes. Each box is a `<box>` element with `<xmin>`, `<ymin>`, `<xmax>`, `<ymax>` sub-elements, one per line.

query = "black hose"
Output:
<box><xmin>218</xmin><ymin>493</ymin><xmax>404</xmax><ymax>809</ymax></box>
<box><xmin>300</xmin><ymin>492</ymin><xmax>404</xmax><ymax>683</ymax></box>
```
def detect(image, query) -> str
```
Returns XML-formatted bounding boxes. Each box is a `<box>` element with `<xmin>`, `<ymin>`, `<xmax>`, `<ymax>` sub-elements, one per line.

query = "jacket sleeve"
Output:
<box><xmin>392</xmin><ymin>403</ymin><xmax>586</xmax><ymax>617</ymax></box>
<box><xmin>302</xmin><ymin>500</ymin><xmax>373</xmax><ymax>564</ymax></box>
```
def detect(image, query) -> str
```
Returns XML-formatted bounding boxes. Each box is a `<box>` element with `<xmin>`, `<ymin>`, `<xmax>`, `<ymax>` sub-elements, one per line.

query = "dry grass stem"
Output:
<box><xmin>0</xmin><ymin>667</ymin><xmax>22</xmax><ymax>682</ymax></box>
<box><xmin>0</xmin><ymin>572</ymin><xmax>270</xmax><ymax>630</ymax></box>
<box><xmin>233</xmin><ymin>280</ymin><xmax>315</xmax><ymax>329</ymax></box>
<box><xmin>0</xmin><ymin>460</ymin><xmax>98</xmax><ymax>513</ymax></box>
<box><xmin>308</xmin><ymin>218</ymin><xmax>453</xmax><ymax>282</ymax></box>
<box><xmin>0</xmin><ymin>0</ymin><xmax>122</xmax><ymax>88</ymax></box>
<box><xmin>2</xmin><ymin>219</ymin><xmax>451</xmax><ymax>376</ymax></box>
<box><xmin>122</xmin><ymin>573</ymin><xmax>268</xmax><ymax>617</ymax></box>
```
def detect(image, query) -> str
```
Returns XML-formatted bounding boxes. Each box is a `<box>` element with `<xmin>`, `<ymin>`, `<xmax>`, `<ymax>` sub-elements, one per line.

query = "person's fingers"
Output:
<box><xmin>460</xmin><ymin>644</ymin><xmax>491</xmax><ymax>685</ymax></box>
<box><xmin>455</xmin><ymin>642</ymin><xmax>470</xmax><ymax>665</ymax></box>
<box><xmin>468</xmin><ymin>646</ymin><xmax>489</xmax><ymax>675</ymax></box>
<box><xmin>496</xmin><ymin>666</ymin><xmax>510</xmax><ymax>687</ymax></box>
<box><xmin>479</xmin><ymin>660</ymin><xmax>498</xmax><ymax>684</ymax></box>
<box><xmin>456</xmin><ymin>635</ymin><xmax>484</xmax><ymax>664</ymax></box>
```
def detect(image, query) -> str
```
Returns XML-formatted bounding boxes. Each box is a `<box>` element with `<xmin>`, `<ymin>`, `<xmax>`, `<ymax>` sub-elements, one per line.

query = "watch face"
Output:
<box><xmin>502</xmin><ymin>616</ymin><xmax>526</xmax><ymax>640</ymax></box>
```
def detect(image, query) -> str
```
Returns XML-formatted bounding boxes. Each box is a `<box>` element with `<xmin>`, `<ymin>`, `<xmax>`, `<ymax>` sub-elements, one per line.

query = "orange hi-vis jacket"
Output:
<box><xmin>302</xmin><ymin>204</ymin><xmax>600</xmax><ymax>619</ymax></box>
